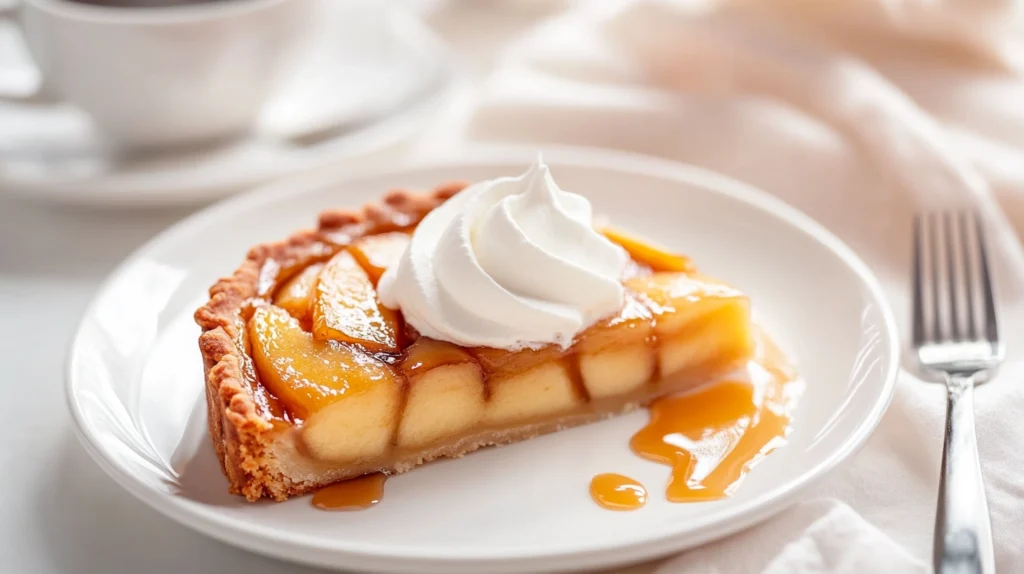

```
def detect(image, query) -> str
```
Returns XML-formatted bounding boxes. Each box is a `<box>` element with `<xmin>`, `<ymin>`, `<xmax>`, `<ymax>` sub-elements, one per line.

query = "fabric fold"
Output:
<box><xmin>413</xmin><ymin>1</ymin><xmax>1024</xmax><ymax>571</ymax></box>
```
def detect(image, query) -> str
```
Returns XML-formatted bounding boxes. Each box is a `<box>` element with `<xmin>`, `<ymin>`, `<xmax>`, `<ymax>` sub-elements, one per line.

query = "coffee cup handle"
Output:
<box><xmin>0</xmin><ymin>1</ymin><xmax>58</xmax><ymax>104</ymax></box>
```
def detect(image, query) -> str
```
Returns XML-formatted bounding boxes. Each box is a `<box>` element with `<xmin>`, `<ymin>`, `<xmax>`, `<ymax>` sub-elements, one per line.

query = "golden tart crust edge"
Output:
<box><xmin>193</xmin><ymin>182</ymin><xmax>468</xmax><ymax>502</ymax></box>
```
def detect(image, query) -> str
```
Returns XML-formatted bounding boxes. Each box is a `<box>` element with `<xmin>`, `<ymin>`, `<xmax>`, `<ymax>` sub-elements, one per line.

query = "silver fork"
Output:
<box><xmin>912</xmin><ymin>211</ymin><xmax>1002</xmax><ymax>574</ymax></box>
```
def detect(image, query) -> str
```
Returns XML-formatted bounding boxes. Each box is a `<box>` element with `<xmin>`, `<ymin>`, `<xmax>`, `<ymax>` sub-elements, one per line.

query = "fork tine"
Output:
<box><xmin>912</xmin><ymin>214</ymin><xmax>927</xmax><ymax>346</ymax></box>
<box><xmin>929</xmin><ymin>213</ymin><xmax>945</xmax><ymax>342</ymax></box>
<box><xmin>944</xmin><ymin>212</ymin><xmax>963</xmax><ymax>340</ymax></box>
<box><xmin>959</xmin><ymin>212</ymin><xmax>977</xmax><ymax>340</ymax></box>
<box><xmin>973</xmin><ymin>212</ymin><xmax>999</xmax><ymax>344</ymax></box>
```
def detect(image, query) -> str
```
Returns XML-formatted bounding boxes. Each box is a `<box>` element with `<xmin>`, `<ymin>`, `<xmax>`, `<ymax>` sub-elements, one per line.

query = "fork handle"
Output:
<box><xmin>935</xmin><ymin>374</ymin><xmax>995</xmax><ymax>574</ymax></box>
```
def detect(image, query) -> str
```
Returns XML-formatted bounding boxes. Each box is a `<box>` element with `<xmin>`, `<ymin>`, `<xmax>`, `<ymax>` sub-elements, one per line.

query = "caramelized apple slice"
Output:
<box><xmin>576</xmin><ymin>294</ymin><xmax>655</xmax><ymax>399</ymax></box>
<box><xmin>312</xmin><ymin>250</ymin><xmax>401</xmax><ymax>353</ymax></box>
<box><xmin>658</xmin><ymin>302</ymin><xmax>755</xmax><ymax>379</ymax></box>
<box><xmin>397</xmin><ymin>338</ymin><xmax>486</xmax><ymax>449</ymax></box>
<box><xmin>576</xmin><ymin>294</ymin><xmax>652</xmax><ymax>353</ymax></box>
<box><xmin>254</xmin><ymin>247</ymin><xmax>334</xmax><ymax>298</ymax></box>
<box><xmin>273</xmin><ymin>262</ymin><xmax>324</xmax><ymax>326</ymax></box>
<box><xmin>348</xmin><ymin>231</ymin><xmax>410</xmax><ymax>286</ymax></box>
<box><xmin>484</xmin><ymin>360</ymin><xmax>583</xmax><ymax>425</ymax></box>
<box><xmin>602</xmin><ymin>227</ymin><xmax>693</xmax><ymax>272</ymax></box>
<box><xmin>626</xmin><ymin>272</ymin><xmax>746</xmax><ymax>337</ymax></box>
<box><xmin>580</xmin><ymin>344</ymin><xmax>655</xmax><ymax>400</ymax></box>
<box><xmin>628</xmin><ymin>272</ymin><xmax>753</xmax><ymax>378</ymax></box>
<box><xmin>249</xmin><ymin>305</ymin><xmax>401</xmax><ymax>462</ymax></box>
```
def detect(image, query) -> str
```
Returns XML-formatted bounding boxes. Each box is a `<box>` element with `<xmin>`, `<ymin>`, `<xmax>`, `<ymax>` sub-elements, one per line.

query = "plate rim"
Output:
<box><xmin>65</xmin><ymin>145</ymin><xmax>900</xmax><ymax>572</ymax></box>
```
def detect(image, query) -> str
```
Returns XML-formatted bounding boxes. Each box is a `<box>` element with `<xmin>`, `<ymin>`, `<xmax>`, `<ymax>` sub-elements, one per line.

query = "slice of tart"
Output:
<box><xmin>196</xmin><ymin>168</ymin><xmax>756</xmax><ymax>502</ymax></box>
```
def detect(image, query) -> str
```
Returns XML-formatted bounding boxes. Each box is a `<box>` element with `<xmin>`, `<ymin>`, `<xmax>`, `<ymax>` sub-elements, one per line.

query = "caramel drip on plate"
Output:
<box><xmin>589</xmin><ymin>473</ymin><xmax>648</xmax><ymax>511</ymax></box>
<box><xmin>628</xmin><ymin>331</ymin><xmax>801</xmax><ymax>503</ymax></box>
<box><xmin>312</xmin><ymin>473</ymin><xmax>386</xmax><ymax>511</ymax></box>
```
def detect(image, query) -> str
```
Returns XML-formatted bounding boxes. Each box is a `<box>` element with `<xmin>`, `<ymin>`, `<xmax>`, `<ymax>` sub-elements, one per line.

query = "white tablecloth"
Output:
<box><xmin>409</xmin><ymin>1</ymin><xmax>1024</xmax><ymax>572</ymax></box>
<box><xmin>4</xmin><ymin>1</ymin><xmax>1024</xmax><ymax>573</ymax></box>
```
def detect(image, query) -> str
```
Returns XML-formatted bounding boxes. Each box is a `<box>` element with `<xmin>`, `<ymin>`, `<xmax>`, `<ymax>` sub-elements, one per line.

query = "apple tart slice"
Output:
<box><xmin>196</xmin><ymin>178</ymin><xmax>755</xmax><ymax>502</ymax></box>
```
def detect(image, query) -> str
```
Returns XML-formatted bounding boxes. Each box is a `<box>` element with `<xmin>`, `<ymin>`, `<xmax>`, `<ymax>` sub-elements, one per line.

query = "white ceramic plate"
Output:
<box><xmin>66</xmin><ymin>148</ymin><xmax>899</xmax><ymax>574</ymax></box>
<box><xmin>0</xmin><ymin>3</ymin><xmax>460</xmax><ymax>206</ymax></box>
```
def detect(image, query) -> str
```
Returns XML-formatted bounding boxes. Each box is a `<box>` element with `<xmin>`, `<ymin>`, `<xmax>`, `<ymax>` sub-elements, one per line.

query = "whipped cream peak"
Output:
<box><xmin>378</xmin><ymin>158</ymin><xmax>629</xmax><ymax>350</ymax></box>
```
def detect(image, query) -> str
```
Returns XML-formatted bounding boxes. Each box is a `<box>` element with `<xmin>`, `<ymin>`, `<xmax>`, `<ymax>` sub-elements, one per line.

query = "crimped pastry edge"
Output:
<box><xmin>194</xmin><ymin>182</ymin><xmax>467</xmax><ymax>501</ymax></box>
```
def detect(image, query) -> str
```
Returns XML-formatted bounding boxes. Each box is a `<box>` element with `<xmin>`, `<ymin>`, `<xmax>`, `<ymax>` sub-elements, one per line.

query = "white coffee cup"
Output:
<box><xmin>0</xmin><ymin>0</ymin><xmax>314</xmax><ymax>149</ymax></box>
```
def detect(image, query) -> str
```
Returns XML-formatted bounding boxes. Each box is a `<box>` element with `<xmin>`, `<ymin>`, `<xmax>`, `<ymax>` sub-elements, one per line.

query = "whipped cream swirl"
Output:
<box><xmin>377</xmin><ymin>158</ymin><xmax>628</xmax><ymax>350</ymax></box>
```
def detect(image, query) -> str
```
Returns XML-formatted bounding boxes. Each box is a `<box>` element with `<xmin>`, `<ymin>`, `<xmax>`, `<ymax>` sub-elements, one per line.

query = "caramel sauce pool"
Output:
<box><xmin>590</xmin><ymin>473</ymin><xmax>648</xmax><ymax>510</ymax></box>
<box><xmin>312</xmin><ymin>473</ymin><xmax>386</xmax><ymax>511</ymax></box>
<box><xmin>593</xmin><ymin>332</ymin><xmax>801</xmax><ymax>508</ymax></box>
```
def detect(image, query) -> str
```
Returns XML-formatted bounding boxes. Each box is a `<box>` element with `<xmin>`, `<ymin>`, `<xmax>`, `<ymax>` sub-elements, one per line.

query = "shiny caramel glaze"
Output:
<box><xmin>249</xmin><ymin>306</ymin><xmax>400</xmax><ymax>420</ymax></box>
<box><xmin>463</xmin><ymin>291</ymin><xmax>670</xmax><ymax>376</ymax></box>
<box><xmin>400</xmin><ymin>337</ymin><xmax>477</xmax><ymax>376</ymax></box>
<box><xmin>227</xmin><ymin>190</ymin><xmax>450</xmax><ymax>426</ymax></box>
<box><xmin>245</xmin><ymin>210</ymin><xmax>693</xmax><ymax>423</ymax></box>
<box><xmin>252</xmin><ymin>257</ymin><xmax>751</xmax><ymax>426</ymax></box>
<box><xmin>589</xmin><ymin>473</ymin><xmax>648</xmax><ymax>511</ymax></box>
<box><xmin>230</xmin><ymin>315</ymin><xmax>290</xmax><ymax>422</ymax></box>
<box><xmin>629</xmin><ymin>331</ymin><xmax>801</xmax><ymax>502</ymax></box>
<box><xmin>312</xmin><ymin>250</ymin><xmax>403</xmax><ymax>353</ymax></box>
<box><xmin>274</xmin><ymin>262</ymin><xmax>324</xmax><ymax>329</ymax></box>
<box><xmin>312</xmin><ymin>473</ymin><xmax>387</xmax><ymax>510</ymax></box>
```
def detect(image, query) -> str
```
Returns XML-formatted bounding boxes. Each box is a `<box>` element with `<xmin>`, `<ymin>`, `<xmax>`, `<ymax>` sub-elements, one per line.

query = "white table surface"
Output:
<box><xmin>0</xmin><ymin>196</ymin><xmax>309</xmax><ymax>574</ymax></box>
<box><xmin>0</xmin><ymin>3</ymin><xmax>659</xmax><ymax>574</ymax></box>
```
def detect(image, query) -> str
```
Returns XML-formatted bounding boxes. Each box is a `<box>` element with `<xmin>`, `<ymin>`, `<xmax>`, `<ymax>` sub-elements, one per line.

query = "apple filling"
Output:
<box><xmin>244</xmin><ymin>229</ymin><xmax>755</xmax><ymax>467</ymax></box>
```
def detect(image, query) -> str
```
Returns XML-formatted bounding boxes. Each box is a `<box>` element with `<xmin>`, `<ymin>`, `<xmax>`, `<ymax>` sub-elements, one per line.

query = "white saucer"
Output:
<box><xmin>0</xmin><ymin>3</ymin><xmax>461</xmax><ymax>206</ymax></box>
<box><xmin>65</xmin><ymin>148</ymin><xmax>899</xmax><ymax>573</ymax></box>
